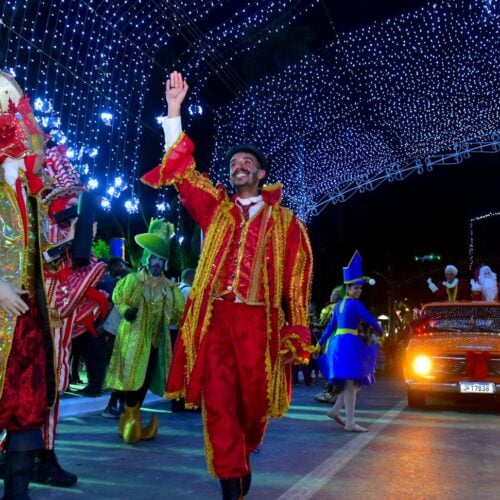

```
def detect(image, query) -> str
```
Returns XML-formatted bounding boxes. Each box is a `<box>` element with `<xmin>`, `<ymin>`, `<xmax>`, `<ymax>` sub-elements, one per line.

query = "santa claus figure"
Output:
<box><xmin>470</xmin><ymin>264</ymin><xmax>499</xmax><ymax>301</ymax></box>
<box><xmin>427</xmin><ymin>264</ymin><xmax>469</xmax><ymax>301</ymax></box>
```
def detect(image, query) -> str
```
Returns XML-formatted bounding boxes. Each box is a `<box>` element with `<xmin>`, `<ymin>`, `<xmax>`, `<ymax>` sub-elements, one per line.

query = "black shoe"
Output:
<box><xmin>242</xmin><ymin>473</ymin><xmax>251</xmax><ymax>496</ymax></box>
<box><xmin>219</xmin><ymin>478</ymin><xmax>243</xmax><ymax>500</ymax></box>
<box><xmin>101</xmin><ymin>406</ymin><xmax>121</xmax><ymax>419</ymax></box>
<box><xmin>32</xmin><ymin>450</ymin><xmax>78</xmax><ymax>487</ymax></box>
<box><xmin>170</xmin><ymin>398</ymin><xmax>186</xmax><ymax>413</ymax></box>
<box><xmin>3</xmin><ymin>449</ymin><xmax>37</xmax><ymax>498</ymax></box>
<box><xmin>74</xmin><ymin>387</ymin><xmax>102</xmax><ymax>397</ymax></box>
<box><xmin>242</xmin><ymin>454</ymin><xmax>251</xmax><ymax>496</ymax></box>
<box><xmin>0</xmin><ymin>451</ymin><xmax>5</xmax><ymax>479</ymax></box>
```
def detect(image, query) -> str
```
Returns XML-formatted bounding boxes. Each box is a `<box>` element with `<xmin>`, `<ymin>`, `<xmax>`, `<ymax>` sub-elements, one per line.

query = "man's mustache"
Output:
<box><xmin>231</xmin><ymin>168</ymin><xmax>252</xmax><ymax>177</ymax></box>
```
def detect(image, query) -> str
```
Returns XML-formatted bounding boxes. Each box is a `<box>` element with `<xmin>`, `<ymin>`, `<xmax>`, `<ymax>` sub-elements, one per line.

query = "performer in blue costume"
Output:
<box><xmin>317</xmin><ymin>251</ymin><xmax>382</xmax><ymax>432</ymax></box>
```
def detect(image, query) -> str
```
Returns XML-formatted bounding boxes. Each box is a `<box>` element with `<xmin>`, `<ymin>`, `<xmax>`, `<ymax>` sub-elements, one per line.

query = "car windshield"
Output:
<box><xmin>421</xmin><ymin>305</ymin><xmax>500</xmax><ymax>333</ymax></box>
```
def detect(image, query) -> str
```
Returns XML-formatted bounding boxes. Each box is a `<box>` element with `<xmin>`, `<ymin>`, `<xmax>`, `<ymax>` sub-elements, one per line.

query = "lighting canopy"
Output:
<box><xmin>1</xmin><ymin>0</ymin><xmax>498</xmax><ymax>220</ymax></box>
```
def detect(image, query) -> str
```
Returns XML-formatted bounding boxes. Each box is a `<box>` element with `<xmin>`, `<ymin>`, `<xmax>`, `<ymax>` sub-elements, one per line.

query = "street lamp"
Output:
<box><xmin>371</xmin><ymin>270</ymin><xmax>396</xmax><ymax>341</ymax></box>
<box><xmin>377</xmin><ymin>314</ymin><xmax>390</xmax><ymax>337</ymax></box>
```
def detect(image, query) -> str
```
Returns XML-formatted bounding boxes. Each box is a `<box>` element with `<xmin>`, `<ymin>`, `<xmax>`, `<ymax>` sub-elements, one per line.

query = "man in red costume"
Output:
<box><xmin>426</xmin><ymin>264</ymin><xmax>469</xmax><ymax>301</ymax></box>
<box><xmin>141</xmin><ymin>71</ymin><xmax>313</xmax><ymax>499</ymax></box>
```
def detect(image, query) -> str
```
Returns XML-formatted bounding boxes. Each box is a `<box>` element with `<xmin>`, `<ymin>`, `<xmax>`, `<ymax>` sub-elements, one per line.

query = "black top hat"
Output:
<box><xmin>225</xmin><ymin>144</ymin><xmax>268</xmax><ymax>171</ymax></box>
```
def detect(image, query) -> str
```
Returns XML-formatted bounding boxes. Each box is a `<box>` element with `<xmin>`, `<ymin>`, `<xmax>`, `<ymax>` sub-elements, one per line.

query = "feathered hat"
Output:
<box><xmin>135</xmin><ymin>218</ymin><xmax>174</xmax><ymax>265</ymax></box>
<box><xmin>0</xmin><ymin>71</ymin><xmax>47</xmax><ymax>163</ymax></box>
<box><xmin>343</xmin><ymin>251</ymin><xmax>375</xmax><ymax>286</ymax></box>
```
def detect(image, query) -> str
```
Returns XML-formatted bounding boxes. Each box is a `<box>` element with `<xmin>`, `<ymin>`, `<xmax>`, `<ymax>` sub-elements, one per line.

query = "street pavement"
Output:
<box><xmin>25</xmin><ymin>373</ymin><xmax>500</xmax><ymax>499</ymax></box>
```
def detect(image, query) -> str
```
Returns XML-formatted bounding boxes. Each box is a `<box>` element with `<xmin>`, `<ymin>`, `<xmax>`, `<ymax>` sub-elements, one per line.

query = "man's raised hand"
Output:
<box><xmin>166</xmin><ymin>71</ymin><xmax>189</xmax><ymax>118</ymax></box>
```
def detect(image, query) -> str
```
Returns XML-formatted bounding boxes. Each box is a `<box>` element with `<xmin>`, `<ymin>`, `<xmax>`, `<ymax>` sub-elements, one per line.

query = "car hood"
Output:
<box><xmin>407</xmin><ymin>332</ymin><xmax>500</xmax><ymax>355</ymax></box>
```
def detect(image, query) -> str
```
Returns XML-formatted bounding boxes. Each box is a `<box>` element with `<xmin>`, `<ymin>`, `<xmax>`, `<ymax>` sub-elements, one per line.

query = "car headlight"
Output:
<box><xmin>412</xmin><ymin>355</ymin><xmax>432</xmax><ymax>376</ymax></box>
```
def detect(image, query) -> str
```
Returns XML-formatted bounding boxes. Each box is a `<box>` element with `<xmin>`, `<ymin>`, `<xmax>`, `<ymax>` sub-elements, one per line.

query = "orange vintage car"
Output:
<box><xmin>404</xmin><ymin>301</ymin><xmax>500</xmax><ymax>408</ymax></box>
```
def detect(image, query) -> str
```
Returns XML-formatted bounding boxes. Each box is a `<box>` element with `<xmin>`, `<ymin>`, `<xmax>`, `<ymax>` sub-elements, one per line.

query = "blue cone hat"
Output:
<box><xmin>109</xmin><ymin>238</ymin><xmax>126</xmax><ymax>260</ymax></box>
<box><xmin>343</xmin><ymin>251</ymin><xmax>374</xmax><ymax>286</ymax></box>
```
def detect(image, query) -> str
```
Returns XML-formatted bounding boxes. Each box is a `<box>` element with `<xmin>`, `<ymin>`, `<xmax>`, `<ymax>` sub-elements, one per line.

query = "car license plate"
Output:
<box><xmin>459</xmin><ymin>382</ymin><xmax>496</xmax><ymax>394</ymax></box>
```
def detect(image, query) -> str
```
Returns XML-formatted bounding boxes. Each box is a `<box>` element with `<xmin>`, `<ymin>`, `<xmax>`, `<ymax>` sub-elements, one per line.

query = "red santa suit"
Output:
<box><xmin>470</xmin><ymin>265</ymin><xmax>499</xmax><ymax>301</ymax></box>
<box><xmin>141</xmin><ymin>127</ymin><xmax>313</xmax><ymax>480</ymax></box>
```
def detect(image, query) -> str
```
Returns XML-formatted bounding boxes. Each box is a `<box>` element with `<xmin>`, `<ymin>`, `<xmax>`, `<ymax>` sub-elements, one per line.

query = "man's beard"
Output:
<box><xmin>479</xmin><ymin>273</ymin><xmax>498</xmax><ymax>301</ymax></box>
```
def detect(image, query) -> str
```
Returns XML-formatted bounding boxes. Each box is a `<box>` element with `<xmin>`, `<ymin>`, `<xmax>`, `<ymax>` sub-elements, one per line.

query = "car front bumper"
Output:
<box><xmin>406</xmin><ymin>381</ymin><xmax>500</xmax><ymax>394</ymax></box>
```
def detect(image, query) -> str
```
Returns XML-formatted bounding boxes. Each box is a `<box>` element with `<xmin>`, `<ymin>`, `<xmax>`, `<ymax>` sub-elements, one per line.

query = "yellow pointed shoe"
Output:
<box><xmin>118</xmin><ymin>412</ymin><xmax>126</xmax><ymax>437</ymax></box>
<box><xmin>122</xmin><ymin>405</ymin><xmax>142</xmax><ymax>444</ymax></box>
<box><xmin>140</xmin><ymin>413</ymin><xmax>159</xmax><ymax>440</ymax></box>
<box><xmin>119</xmin><ymin>404</ymin><xmax>136</xmax><ymax>437</ymax></box>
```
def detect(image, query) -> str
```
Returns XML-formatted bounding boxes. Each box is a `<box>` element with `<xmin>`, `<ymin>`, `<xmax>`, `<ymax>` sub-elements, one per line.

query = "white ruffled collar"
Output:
<box><xmin>236</xmin><ymin>195</ymin><xmax>263</xmax><ymax>206</ymax></box>
<box><xmin>442</xmin><ymin>278</ymin><xmax>458</xmax><ymax>288</ymax></box>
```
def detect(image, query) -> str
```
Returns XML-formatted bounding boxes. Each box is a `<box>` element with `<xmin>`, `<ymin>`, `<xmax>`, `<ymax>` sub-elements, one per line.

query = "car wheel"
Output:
<box><xmin>407</xmin><ymin>391</ymin><xmax>426</xmax><ymax>408</ymax></box>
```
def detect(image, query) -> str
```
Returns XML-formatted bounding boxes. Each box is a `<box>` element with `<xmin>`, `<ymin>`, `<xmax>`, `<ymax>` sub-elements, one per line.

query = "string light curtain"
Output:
<box><xmin>1</xmin><ymin>0</ymin><xmax>499</xmax><ymax>221</ymax></box>
<box><xmin>0</xmin><ymin>0</ymin><xmax>303</xmax><ymax>214</ymax></box>
<box><xmin>211</xmin><ymin>0</ymin><xmax>500</xmax><ymax>221</ymax></box>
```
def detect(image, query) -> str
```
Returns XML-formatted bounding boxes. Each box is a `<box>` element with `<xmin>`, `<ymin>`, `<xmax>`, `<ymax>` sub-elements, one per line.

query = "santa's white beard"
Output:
<box><xmin>479</xmin><ymin>273</ymin><xmax>498</xmax><ymax>301</ymax></box>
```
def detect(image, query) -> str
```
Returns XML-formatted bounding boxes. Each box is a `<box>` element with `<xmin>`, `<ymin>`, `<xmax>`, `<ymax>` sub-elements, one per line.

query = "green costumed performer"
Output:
<box><xmin>104</xmin><ymin>219</ymin><xmax>185</xmax><ymax>444</ymax></box>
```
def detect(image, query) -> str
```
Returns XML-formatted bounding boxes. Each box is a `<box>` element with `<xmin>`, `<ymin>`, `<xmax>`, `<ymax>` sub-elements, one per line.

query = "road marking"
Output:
<box><xmin>277</xmin><ymin>398</ymin><xmax>407</xmax><ymax>500</ymax></box>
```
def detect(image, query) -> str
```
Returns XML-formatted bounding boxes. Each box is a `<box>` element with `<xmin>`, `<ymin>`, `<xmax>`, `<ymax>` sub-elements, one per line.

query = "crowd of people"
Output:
<box><xmin>1</xmin><ymin>69</ymin><xmax>498</xmax><ymax>500</ymax></box>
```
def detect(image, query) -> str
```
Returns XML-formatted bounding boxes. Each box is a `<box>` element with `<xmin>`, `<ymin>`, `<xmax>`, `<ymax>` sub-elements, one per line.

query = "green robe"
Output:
<box><xmin>104</xmin><ymin>270</ymin><xmax>185</xmax><ymax>395</ymax></box>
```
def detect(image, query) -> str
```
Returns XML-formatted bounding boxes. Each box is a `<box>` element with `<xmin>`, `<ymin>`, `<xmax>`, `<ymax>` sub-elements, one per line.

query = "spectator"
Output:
<box><xmin>99</xmin><ymin>256</ymin><xmax>129</xmax><ymax>418</ymax></box>
<box><xmin>170</xmin><ymin>268</ymin><xmax>195</xmax><ymax>413</ymax></box>
<box><xmin>314</xmin><ymin>285</ymin><xmax>345</xmax><ymax>404</ymax></box>
<box><xmin>178</xmin><ymin>268</ymin><xmax>195</xmax><ymax>300</ymax></box>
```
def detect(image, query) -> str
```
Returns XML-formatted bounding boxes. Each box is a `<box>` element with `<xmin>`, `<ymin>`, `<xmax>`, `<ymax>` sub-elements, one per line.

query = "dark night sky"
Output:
<box><xmin>308</xmin><ymin>150</ymin><xmax>500</xmax><ymax>311</ymax></box>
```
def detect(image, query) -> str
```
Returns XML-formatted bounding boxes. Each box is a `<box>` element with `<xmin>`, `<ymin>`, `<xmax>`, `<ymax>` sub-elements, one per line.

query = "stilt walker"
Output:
<box><xmin>0</xmin><ymin>71</ymin><xmax>56</xmax><ymax>499</ymax></box>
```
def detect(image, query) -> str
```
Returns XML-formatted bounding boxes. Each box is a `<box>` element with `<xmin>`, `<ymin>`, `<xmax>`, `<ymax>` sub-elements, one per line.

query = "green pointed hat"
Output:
<box><xmin>134</xmin><ymin>218</ymin><xmax>174</xmax><ymax>265</ymax></box>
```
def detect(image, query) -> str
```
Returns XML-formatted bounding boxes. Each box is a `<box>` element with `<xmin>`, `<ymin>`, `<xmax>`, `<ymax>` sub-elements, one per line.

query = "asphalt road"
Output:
<box><xmin>27</xmin><ymin>374</ymin><xmax>499</xmax><ymax>499</ymax></box>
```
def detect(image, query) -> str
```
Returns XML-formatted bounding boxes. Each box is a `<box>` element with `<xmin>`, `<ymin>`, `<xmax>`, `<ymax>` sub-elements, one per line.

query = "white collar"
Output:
<box><xmin>442</xmin><ymin>278</ymin><xmax>458</xmax><ymax>288</ymax></box>
<box><xmin>236</xmin><ymin>195</ymin><xmax>263</xmax><ymax>206</ymax></box>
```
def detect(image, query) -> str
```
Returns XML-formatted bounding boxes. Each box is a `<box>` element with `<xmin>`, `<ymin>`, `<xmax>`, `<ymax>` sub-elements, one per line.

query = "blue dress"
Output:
<box><xmin>317</xmin><ymin>297</ymin><xmax>382</xmax><ymax>386</ymax></box>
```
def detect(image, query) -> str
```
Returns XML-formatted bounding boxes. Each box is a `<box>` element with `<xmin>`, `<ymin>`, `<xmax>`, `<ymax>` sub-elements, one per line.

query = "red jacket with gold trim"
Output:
<box><xmin>141</xmin><ymin>133</ymin><xmax>313</xmax><ymax>418</ymax></box>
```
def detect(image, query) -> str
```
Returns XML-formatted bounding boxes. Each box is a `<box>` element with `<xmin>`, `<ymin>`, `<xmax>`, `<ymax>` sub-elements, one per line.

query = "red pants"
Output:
<box><xmin>0</xmin><ymin>297</ymin><xmax>48</xmax><ymax>431</ymax></box>
<box><xmin>203</xmin><ymin>301</ymin><xmax>268</xmax><ymax>478</ymax></box>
